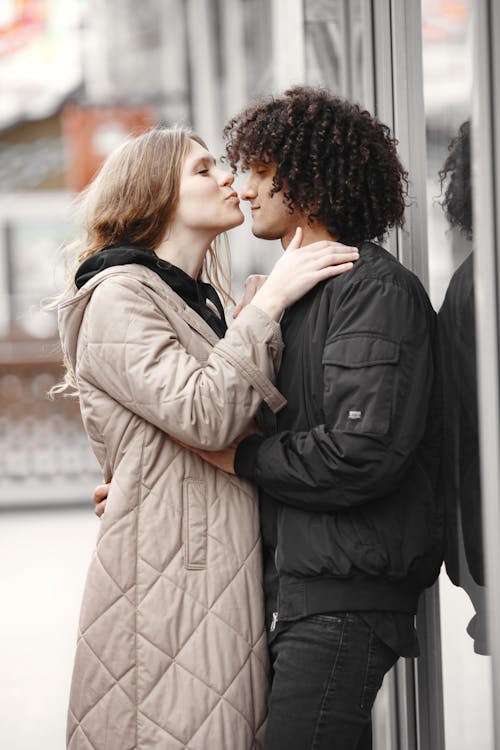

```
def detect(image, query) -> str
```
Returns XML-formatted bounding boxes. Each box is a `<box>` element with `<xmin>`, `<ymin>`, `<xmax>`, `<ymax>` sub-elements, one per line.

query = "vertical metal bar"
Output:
<box><xmin>390</xmin><ymin>0</ymin><xmax>429</xmax><ymax>283</ymax></box>
<box><xmin>184</xmin><ymin>0</ymin><xmax>221</xmax><ymax>150</ymax></box>
<box><xmin>371</xmin><ymin>0</ymin><xmax>394</xmax><ymax>131</ymax></box>
<box><xmin>220</xmin><ymin>0</ymin><xmax>248</xmax><ymax>119</ymax></box>
<box><xmin>339</xmin><ymin>0</ymin><xmax>350</xmax><ymax>96</ymax></box>
<box><xmin>371</xmin><ymin>0</ymin><xmax>398</xmax><ymax>260</ymax></box>
<box><xmin>343</xmin><ymin>0</ymin><xmax>373</xmax><ymax>108</ymax></box>
<box><xmin>472</xmin><ymin>1</ymin><xmax>500</xmax><ymax>745</ymax></box>
<box><xmin>271</xmin><ymin>0</ymin><xmax>306</xmax><ymax>90</ymax></box>
<box><xmin>414</xmin><ymin>585</ymin><xmax>445</xmax><ymax>750</ymax></box>
<box><xmin>395</xmin><ymin>659</ymin><xmax>417</xmax><ymax>750</ymax></box>
<box><xmin>160</xmin><ymin>0</ymin><xmax>191</xmax><ymax>124</ymax></box>
<box><xmin>182</xmin><ymin>0</ymin><xmax>195</xmax><ymax>127</ymax></box>
<box><xmin>360</xmin><ymin>0</ymin><xmax>375</xmax><ymax>113</ymax></box>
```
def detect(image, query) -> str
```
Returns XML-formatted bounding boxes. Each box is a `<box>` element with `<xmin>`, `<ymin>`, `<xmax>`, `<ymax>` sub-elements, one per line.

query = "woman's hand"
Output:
<box><xmin>93</xmin><ymin>483</ymin><xmax>109</xmax><ymax>518</ymax></box>
<box><xmin>251</xmin><ymin>228</ymin><xmax>358</xmax><ymax>320</ymax></box>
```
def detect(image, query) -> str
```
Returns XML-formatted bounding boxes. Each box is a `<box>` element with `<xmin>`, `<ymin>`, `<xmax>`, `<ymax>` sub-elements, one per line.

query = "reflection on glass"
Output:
<box><xmin>438</xmin><ymin>121</ymin><xmax>488</xmax><ymax>654</ymax></box>
<box><xmin>422</xmin><ymin>0</ymin><xmax>494</xmax><ymax>746</ymax></box>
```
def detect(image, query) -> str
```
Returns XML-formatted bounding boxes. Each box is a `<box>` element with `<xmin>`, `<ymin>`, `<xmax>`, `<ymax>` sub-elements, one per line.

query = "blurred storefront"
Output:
<box><xmin>2</xmin><ymin>1</ymin><xmax>500</xmax><ymax>749</ymax></box>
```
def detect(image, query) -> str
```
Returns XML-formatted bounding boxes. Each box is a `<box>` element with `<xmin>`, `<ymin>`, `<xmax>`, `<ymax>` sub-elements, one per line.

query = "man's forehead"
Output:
<box><xmin>246</xmin><ymin>157</ymin><xmax>275</xmax><ymax>170</ymax></box>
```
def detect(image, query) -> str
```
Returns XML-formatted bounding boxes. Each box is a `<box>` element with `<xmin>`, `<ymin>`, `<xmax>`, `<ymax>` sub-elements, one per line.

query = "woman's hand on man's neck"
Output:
<box><xmin>281</xmin><ymin>222</ymin><xmax>338</xmax><ymax>251</ymax></box>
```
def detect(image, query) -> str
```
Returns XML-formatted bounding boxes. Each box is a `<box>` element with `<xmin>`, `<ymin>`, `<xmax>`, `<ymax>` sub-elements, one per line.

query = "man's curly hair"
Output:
<box><xmin>439</xmin><ymin>120</ymin><xmax>472</xmax><ymax>240</ymax></box>
<box><xmin>223</xmin><ymin>86</ymin><xmax>408</xmax><ymax>247</ymax></box>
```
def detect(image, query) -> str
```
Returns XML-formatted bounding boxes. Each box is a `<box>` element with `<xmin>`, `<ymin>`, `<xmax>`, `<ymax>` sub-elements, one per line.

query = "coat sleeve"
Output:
<box><xmin>77</xmin><ymin>276</ymin><xmax>286</xmax><ymax>450</ymax></box>
<box><xmin>235</xmin><ymin>277</ymin><xmax>436</xmax><ymax>511</ymax></box>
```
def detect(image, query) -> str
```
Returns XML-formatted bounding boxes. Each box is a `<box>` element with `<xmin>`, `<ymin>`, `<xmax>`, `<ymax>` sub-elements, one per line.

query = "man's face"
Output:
<box><xmin>240</xmin><ymin>161</ymin><xmax>297</xmax><ymax>241</ymax></box>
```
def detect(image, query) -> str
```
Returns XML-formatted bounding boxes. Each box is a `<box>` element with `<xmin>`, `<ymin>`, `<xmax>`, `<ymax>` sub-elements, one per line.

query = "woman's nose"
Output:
<box><xmin>219</xmin><ymin>169</ymin><xmax>234</xmax><ymax>186</ymax></box>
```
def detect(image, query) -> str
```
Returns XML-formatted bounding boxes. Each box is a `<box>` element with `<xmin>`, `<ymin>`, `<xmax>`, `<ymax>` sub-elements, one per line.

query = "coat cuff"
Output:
<box><xmin>234</xmin><ymin>434</ymin><xmax>266</xmax><ymax>479</ymax></box>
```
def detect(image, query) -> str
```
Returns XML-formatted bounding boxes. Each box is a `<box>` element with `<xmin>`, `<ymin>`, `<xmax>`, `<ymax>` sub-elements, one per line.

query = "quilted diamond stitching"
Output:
<box><xmin>67</xmin><ymin>658</ymin><xmax>135</xmax><ymax>747</ymax></box>
<box><xmin>70</xmin><ymin>463</ymin><xmax>265</xmax><ymax>748</ymax></box>
<box><xmin>77</xmin><ymin>570</ymin><xmax>135</xmax><ymax>636</ymax></box>
<box><xmin>134</xmin><ymin>532</ymin><xmax>266</xmax><ymax>735</ymax></box>
<box><xmin>138</xmin><ymin>709</ymin><xmax>186</xmax><ymax>749</ymax></box>
<box><xmin>139</xmin><ymin>540</ymin><xmax>264</xmax><ymax>657</ymax></box>
<box><xmin>79</xmin><ymin>634</ymin><xmax>136</xmax><ymax>690</ymax></box>
<box><xmin>137</xmin><ymin>633</ymin><xmax>260</xmax><ymax>741</ymax></box>
<box><xmin>69</xmin><ymin>724</ymin><xmax>98</xmax><ymax>750</ymax></box>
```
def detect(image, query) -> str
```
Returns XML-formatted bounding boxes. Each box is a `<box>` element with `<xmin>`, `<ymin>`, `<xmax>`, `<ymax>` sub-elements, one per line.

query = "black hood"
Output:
<box><xmin>75</xmin><ymin>245</ymin><xmax>227</xmax><ymax>337</ymax></box>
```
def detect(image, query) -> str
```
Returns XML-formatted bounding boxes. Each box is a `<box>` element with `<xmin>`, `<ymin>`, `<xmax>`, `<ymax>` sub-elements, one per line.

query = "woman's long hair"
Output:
<box><xmin>51</xmin><ymin>127</ymin><xmax>234</xmax><ymax>395</ymax></box>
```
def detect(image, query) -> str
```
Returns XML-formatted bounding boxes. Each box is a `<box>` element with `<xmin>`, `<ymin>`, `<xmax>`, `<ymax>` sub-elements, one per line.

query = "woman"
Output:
<box><xmin>57</xmin><ymin>127</ymin><xmax>357</xmax><ymax>750</ymax></box>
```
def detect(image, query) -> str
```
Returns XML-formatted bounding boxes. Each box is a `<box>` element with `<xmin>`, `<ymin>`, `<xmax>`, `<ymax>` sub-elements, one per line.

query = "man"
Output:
<box><xmin>438</xmin><ymin>120</ymin><xmax>487</xmax><ymax>653</ymax></box>
<box><xmin>95</xmin><ymin>87</ymin><xmax>443</xmax><ymax>749</ymax></box>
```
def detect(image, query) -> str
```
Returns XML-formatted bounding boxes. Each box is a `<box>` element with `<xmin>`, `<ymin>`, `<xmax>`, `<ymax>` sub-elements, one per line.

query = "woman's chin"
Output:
<box><xmin>224</xmin><ymin>209</ymin><xmax>245</xmax><ymax>231</ymax></box>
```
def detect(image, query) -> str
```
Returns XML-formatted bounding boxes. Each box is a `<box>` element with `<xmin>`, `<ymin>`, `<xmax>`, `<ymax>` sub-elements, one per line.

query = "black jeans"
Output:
<box><xmin>263</xmin><ymin>612</ymin><xmax>398</xmax><ymax>750</ymax></box>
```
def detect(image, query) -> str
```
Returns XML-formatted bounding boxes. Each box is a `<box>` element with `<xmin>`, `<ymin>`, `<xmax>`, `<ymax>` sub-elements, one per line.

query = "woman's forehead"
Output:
<box><xmin>187</xmin><ymin>139</ymin><xmax>215</xmax><ymax>164</ymax></box>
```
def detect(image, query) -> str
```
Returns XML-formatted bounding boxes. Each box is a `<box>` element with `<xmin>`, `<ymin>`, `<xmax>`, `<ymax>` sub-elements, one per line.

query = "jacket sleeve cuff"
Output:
<box><xmin>234</xmin><ymin>434</ymin><xmax>266</xmax><ymax>479</ymax></box>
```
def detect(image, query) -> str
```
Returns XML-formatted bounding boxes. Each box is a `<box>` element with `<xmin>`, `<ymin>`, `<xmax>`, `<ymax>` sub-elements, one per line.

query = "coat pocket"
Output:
<box><xmin>183</xmin><ymin>479</ymin><xmax>207</xmax><ymax>570</ymax></box>
<box><xmin>322</xmin><ymin>333</ymin><xmax>400</xmax><ymax>436</ymax></box>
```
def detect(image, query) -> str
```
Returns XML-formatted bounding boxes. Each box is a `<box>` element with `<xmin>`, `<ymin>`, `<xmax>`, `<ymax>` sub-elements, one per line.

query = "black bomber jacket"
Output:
<box><xmin>235</xmin><ymin>242</ymin><xmax>444</xmax><ymax>621</ymax></box>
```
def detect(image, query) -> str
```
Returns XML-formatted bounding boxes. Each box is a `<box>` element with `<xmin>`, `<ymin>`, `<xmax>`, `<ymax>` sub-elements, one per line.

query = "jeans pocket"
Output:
<box><xmin>360</xmin><ymin>631</ymin><xmax>398</xmax><ymax>710</ymax></box>
<box><xmin>308</xmin><ymin>613</ymin><xmax>345</xmax><ymax>628</ymax></box>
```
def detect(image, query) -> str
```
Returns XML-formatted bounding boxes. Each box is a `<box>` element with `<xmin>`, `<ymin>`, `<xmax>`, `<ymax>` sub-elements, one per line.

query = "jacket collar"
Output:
<box><xmin>75</xmin><ymin>246</ymin><xmax>227</xmax><ymax>338</ymax></box>
<box><xmin>63</xmin><ymin>264</ymin><xmax>222</xmax><ymax>348</ymax></box>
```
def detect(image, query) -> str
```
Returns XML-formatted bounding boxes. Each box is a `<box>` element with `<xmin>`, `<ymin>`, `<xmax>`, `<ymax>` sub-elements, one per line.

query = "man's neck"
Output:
<box><xmin>281</xmin><ymin>223</ymin><xmax>337</xmax><ymax>250</ymax></box>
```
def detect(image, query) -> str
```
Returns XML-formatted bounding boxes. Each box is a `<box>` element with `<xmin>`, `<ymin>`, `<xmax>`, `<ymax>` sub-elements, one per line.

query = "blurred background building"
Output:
<box><xmin>3</xmin><ymin>1</ymin><xmax>500</xmax><ymax>749</ymax></box>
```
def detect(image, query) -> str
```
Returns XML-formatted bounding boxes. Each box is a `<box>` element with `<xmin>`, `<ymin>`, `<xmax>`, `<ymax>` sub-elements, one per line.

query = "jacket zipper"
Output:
<box><xmin>270</xmin><ymin>545</ymin><xmax>279</xmax><ymax>632</ymax></box>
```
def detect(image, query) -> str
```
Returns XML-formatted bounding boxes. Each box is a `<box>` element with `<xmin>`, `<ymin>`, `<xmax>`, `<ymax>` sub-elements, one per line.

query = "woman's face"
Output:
<box><xmin>174</xmin><ymin>139</ymin><xmax>244</xmax><ymax>237</ymax></box>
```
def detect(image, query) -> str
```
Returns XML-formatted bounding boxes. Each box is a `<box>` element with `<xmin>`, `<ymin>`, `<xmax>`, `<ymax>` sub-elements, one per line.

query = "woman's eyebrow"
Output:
<box><xmin>191</xmin><ymin>155</ymin><xmax>217</xmax><ymax>170</ymax></box>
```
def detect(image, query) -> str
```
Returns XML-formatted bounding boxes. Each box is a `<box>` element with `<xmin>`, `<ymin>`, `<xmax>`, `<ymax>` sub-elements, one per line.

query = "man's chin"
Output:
<box><xmin>251</xmin><ymin>223</ymin><xmax>281</xmax><ymax>241</ymax></box>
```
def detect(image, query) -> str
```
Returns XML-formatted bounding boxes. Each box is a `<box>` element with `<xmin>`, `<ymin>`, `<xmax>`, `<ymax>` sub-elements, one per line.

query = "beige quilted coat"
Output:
<box><xmin>58</xmin><ymin>264</ymin><xmax>286</xmax><ymax>750</ymax></box>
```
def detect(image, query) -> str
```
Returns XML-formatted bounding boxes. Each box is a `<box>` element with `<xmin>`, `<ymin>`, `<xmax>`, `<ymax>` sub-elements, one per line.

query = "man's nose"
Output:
<box><xmin>241</xmin><ymin>177</ymin><xmax>256</xmax><ymax>201</ymax></box>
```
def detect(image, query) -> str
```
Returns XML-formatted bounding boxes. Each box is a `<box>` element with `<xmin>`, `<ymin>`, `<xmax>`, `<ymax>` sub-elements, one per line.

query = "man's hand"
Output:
<box><xmin>170</xmin><ymin>425</ymin><xmax>259</xmax><ymax>474</ymax></box>
<box><xmin>188</xmin><ymin>445</ymin><xmax>238</xmax><ymax>474</ymax></box>
<box><xmin>93</xmin><ymin>483</ymin><xmax>110</xmax><ymax>518</ymax></box>
<box><xmin>233</xmin><ymin>275</ymin><xmax>269</xmax><ymax>318</ymax></box>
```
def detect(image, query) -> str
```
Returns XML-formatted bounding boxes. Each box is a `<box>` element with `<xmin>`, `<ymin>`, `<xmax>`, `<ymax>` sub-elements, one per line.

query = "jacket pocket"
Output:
<box><xmin>183</xmin><ymin>479</ymin><xmax>207</xmax><ymax>570</ymax></box>
<box><xmin>322</xmin><ymin>333</ymin><xmax>400</xmax><ymax>436</ymax></box>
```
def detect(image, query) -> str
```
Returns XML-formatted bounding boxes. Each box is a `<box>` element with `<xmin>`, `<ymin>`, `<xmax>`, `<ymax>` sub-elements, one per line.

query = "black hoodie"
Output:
<box><xmin>75</xmin><ymin>245</ymin><xmax>227</xmax><ymax>338</ymax></box>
